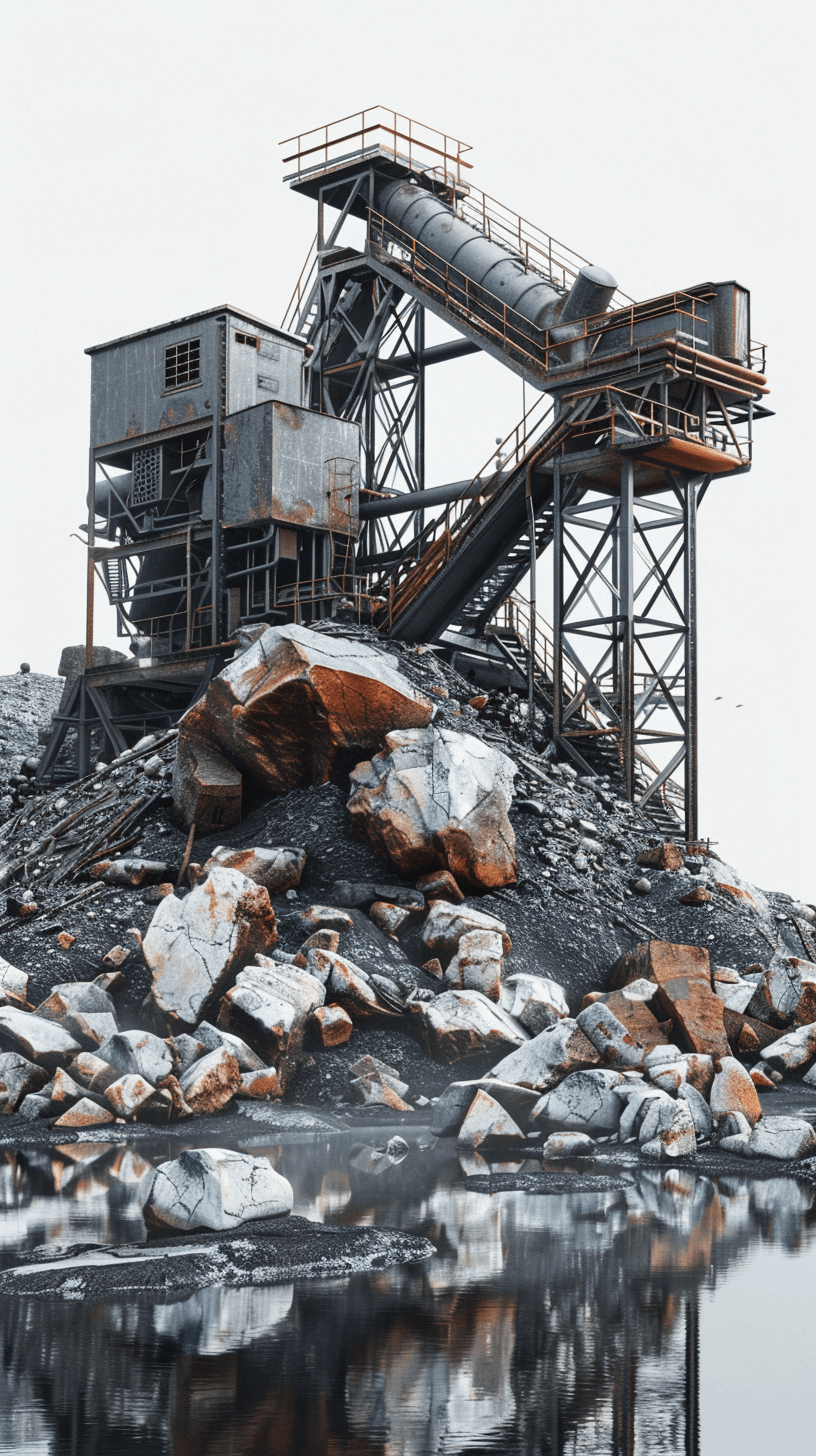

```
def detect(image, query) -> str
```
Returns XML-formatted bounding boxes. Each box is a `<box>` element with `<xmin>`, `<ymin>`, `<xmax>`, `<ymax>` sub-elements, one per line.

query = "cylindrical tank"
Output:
<box><xmin>375</xmin><ymin>180</ymin><xmax>617</xmax><ymax>336</ymax></box>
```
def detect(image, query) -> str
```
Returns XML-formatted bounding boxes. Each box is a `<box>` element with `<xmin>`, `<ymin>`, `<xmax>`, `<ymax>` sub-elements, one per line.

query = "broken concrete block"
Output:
<box><xmin>53</xmin><ymin>1097</ymin><xmax>115</xmax><ymax>1128</ymax></box>
<box><xmin>576</xmin><ymin>1003</ymin><xmax>645</xmax><ymax>1069</ymax></box>
<box><xmin>412</xmin><ymin>990</ymin><xmax>528</xmax><ymax>1064</ymax></box>
<box><xmin>195</xmin><ymin>1020</ymin><xmax>266</xmax><ymax>1072</ymax></box>
<box><xmin>311</xmin><ymin>1005</ymin><xmax>353</xmax><ymax>1047</ymax></box>
<box><xmin>746</xmin><ymin>958</ymin><xmax>803</xmax><ymax>1027</ymax></box>
<box><xmin>235</xmin><ymin>1068</ymin><xmax>282</xmax><ymax>1100</ymax></box>
<box><xmin>445</xmin><ymin>929</ymin><xmax>504</xmax><ymax>1002</ymax></box>
<box><xmin>178</xmin><ymin>1047</ymin><xmax>242</xmax><ymax>1114</ymax></box>
<box><xmin>200</xmin><ymin>846</ymin><xmax>306</xmax><ymax>895</ymax></box>
<box><xmin>609</xmin><ymin>939</ymin><xmax>729</xmax><ymax>1057</ymax></box>
<box><xmin>105</xmin><ymin>1074</ymin><xmax>157</xmax><ymax>1118</ymax></box>
<box><xmin>0</xmin><ymin>1052</ymin><xmax>48</xmax><ymax>1112</ymax></box>
<box><xmin>172</xmin><ymin>738</ymin><xmax>242</xmax><ymax>834</ymax></box>
<box><xmin>421</xmin><ymin>901</ymin><xmax>511</xmax><ymax>960</ymax></box>
<box><xmin>637</xmin><ymin>843</ymin><xmax>683</xmax><ymax>871</ymax></box>
<box><xmin>177</xmin><ymin>625</ymin><xmax>433</xmax><ymax>805</ymax></box>
<box><xmin>710</xmin><ymin>1056</ymin><xmax>762</xmax><ymax>1127</ymax></box>
<box><xmin>416</xmin><ymin>868</ymin><xmax>464</xmax><ymax>903</ymax></box>
<box><xmin>541</xmin><ymin>1131</ymin><xmax>598</xmax><ymax>1159</ymax></box>
<box><xmin>531</xmin><ymin>1070</ymin><xmax>628</xmax><ymax>1136</ymax></box>
<box><xmin>487</xmin><ymin>1018</ymin><xmax>600</xmax><ymax>1092</ymax></box>
<box><xmin>348</xmin><ymin>726</ymin><xmax>517</xmax><ymax>892</ymax></box>
<box><xmin>142</xmin><ymin>1148</ymin><xmax>292</xmax><ymax>1232</ymax></box>
<box><xmin>748</xmin><ymin>1117</ymin><xmax>816</xmax><ymax>1161</ymax></box>
<box><xmin>759</xmin><ymin>1023</ymin><xmax>816</xmax><ymax>1074</ymax></box>
<box><xmin>0</xmin><ymin>1009</ymin><xmax>80</xmax><ymax>1071</ymax></box>
<box><xmin>457</xmin><ymin>1089</ymin><xmax>525</xmax><ymax>1149</ymax></box>
<box><xmin>500</xmin><ymin>974</ymin><xmax>569</xmax><ymax>1035</ymax></box>
<box><xmin>98</xmin><ymin>1030</ymin><xmax>174</xmax><ymax>1085</ymax></box>
<box><xmin>143</xmin><ymin>868</ymin><xmax>278</xmax><ymax>1031</ymax></box>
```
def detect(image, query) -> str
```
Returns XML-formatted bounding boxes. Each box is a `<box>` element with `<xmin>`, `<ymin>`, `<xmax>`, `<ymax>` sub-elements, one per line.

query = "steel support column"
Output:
<box><xmin>684</xmin><ymin>479</ymin><xmax>699</xmax><ymax>840</ymax></box>
<box><xmin>618</xmin><ymin>456</ymin><xmax>635</xmax><ymax>801</ymax></box>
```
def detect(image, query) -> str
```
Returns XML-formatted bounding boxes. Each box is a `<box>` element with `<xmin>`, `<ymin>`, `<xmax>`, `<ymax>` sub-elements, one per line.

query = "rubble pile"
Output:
<box><xmin>0</xmin><ymin>621</ymin><xmax>811</xmax><ymax>1175</ymax></box>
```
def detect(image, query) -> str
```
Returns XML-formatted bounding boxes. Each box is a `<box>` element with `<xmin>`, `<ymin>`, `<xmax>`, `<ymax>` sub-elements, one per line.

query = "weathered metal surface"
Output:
<box><xmin>221</xmin><ymin>401</ymin><xmax>360</xmax><ymax>534</ymax></box>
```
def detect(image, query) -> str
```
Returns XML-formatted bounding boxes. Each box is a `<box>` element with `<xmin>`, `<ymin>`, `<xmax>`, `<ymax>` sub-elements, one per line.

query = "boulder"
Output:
<box><xmin>142</xmin><ymin>1148</ymin><xmax>292</xmax><ymax>1232</ymax></box>
<box><xmin>235</xmin><ymin>1068</ymin><xmax>282</xmax><ymax>1100</ymax></box>
<box><xmin>640</xmin><ymin>1100</ymin><xmax>696</xmax><ymax>1159</ymax></box>
<box><xmin>200</xmin><ymin>846</ymin><xmax>306</xmax><ymax>895</ymax></box>
<box><xmin>487</xmin><ymin>1018</ymin><xmax>601</xmax><ymax>1092</ymax></box>
<box><xmin>217</xmin><ymin>960</ymin><xmax>324</xmax><ymax>1079</ymax></box>
<box><xmin>53</xmin><ymin>1098</ymin><xmax>115</xmax><ymax>1128</ymax></box>
<box><xmin>531</xmin><ymin>1069</ymin><xmax>627</xmax><ymax>1136</ymax></box>
<box><xmin>178</xmin><ymin>1047</ymin><xmax>242</xmax><ymax>1114</ymax></box>
<box><xmin>0</xmin><ymin>1009</ymin><xmax>80</xmax><ymax>1071</ymax></box>
<box><xmin>500</xmin><ymin>974</ymin><xmax>569</xmax><ymax>1035</ymax></box>
<box><xmin>576</xmin><ymin>1003</ymin><xmax>645</xmax><ymax>1069</ymax></box>
<box><xmin>172</xmin><ymin>738</ymin><xmax>243</xmax><ymax>834</ymax></box>
<box><xmin>759</xmin><ymin>1023</ymin><xmax>816</xmax><ymax>1074</ymax></box>
<box><xmin>0</xmin><ymin>957</ymin><xmax>28</xmax><ymax>1005</ymax></box>
<box><xmin>98</xmin><ymin>1030</ymin><xmax>173</xmax><ymax>1085</ymax></box>
<box><xmin>311</xmin><ymin>1005</ymin><xmax>353</xmax><ymax>1047</ymax></box>
<box><xmin>708</xmin><ymin>858</ymin><xmax>770</xmax><ymax>917</ymax></box>
<box><xmin>637</xmin><ymin>844</ymin><xmax>683</xmax><ymax>871</ymax></box>
<box><xmin>349</xmin><ymin>1056</ymin><xmax>412</xmax><ymax>1111</ymax></box>
<box><xmin>168</xmin><ymin>1034</ymin><xmax>207</xmax><ymax>1075</ymax></box>
<box><xmin>329</xmin><ymin>881</ymin><xmax>425</xmax><ymax>912</ymax></box>
<box><xmin>143</xmin><ymin>868</ymin><xmax>278</xmax><ymax>1031</ymax></box>
<box><xmin>445</xmin><ymin>929</ymin><xmax>504</xmax><ymax>1002</ymax></box>
<box><xmin>300</xmin><ymin>929</ymin><xmax>340</xmax><ymax>955</ymax></box>
<box><xmin>0</xmin><ymin>1052</ymin><xmax>48</xmax><ymax>1112</ymax></box>
<box><xmin>582</xmin><ymin>985</ymin><xmax>671</xmax><ymax>1056</ymax></box>
<box><xmin>457</xmin><ymin>1089</ymin><xmax>525</xmax><ymax>1149</ymax></box>
<box><xmin>105</xmin><ymin>1074</ymin><xmax>157</xmax><ymax>1118</ymax></box>
<box><xmin>747</xmin><ymin>1117</ymin><xmax>816</xmax><ymax>1161</ymax></box>
<box><xmin>68</xmin><ymin>1051</ymin><xmax>118</xmax><ymax>1093</ymax></box>
<box><xmin>175</xmin><ymin>625</ymin><xmax>433</xmax><ymax>818</ymax></box>
<box><xmin>710</xmin><ymin>1056</ymin><xmax>762</xmax><ymax>1127</ymax></box>
<box><xmin>416</xmin><ymin>869</ymin><xmax>464</xmax><ymax>903</ymax></box>
<box><xmin>411</xmin><ymin>990</ymin><xmax>528</xmax><ymax>1064</ymax></box>
<box><xmin>369</xmin><ymin>903</ymin><xmax>413</xmax><ymax>939</ymax></box>
<box><xmin>324</xmin><ymin>954</ymin><xmax>400</xmax><ymax>1021</ymax></box>
<box><xmin>793</xmin><ymin>983</ymin><xmax>816</xmax><ymax>1028</ymax></box>
<box><xmin>646</xmin><ymin>1050</ymin><xmax>714</xmax><ymax>1097</ymax></box>
<box><xmin>421</xmin><ymin>901</ymin><xmax>511</xmax><ymax>960</ymax></box>
<box><xmin>349</xmin><ymin>1054</ymin><xmax>409</xmax><ymax>1098</ymax></box>
<box><xmin>298</xmin><ymin>905</ymin><xmax>354</xmax><ymax>936</ymax></box>
<box><xmin>722</xmin><ymin>1006</ymin><xmax>781</xmax><ymax>1055</ymax></box>
<box><xmin>746</xmin><ymin>958</ymin><xmax>803</xmax><ymax>1027</ymax></box>
<box><xmin>431</xmin><ymin>1078</ymin><xmax>539</xmax><ymax>1136</ymax></box>
<box><xmin>541</xmin><ymin>1131</ymin><xmax>598</xmax><ymax>1159</ymax></box>
<box><xmin>348</xmin><ymin>726</ymin><xmax>517</xmax><ymax>891</ymax></box>
<box><xmin>608</xmin><ymin>939</ymin><xmax>729</xmax><ymax>1057</ymax></box>
<box><xmin>713</xmin><ymin>977</ymin><xmax>757</xmax><ymax>1013</ymax></box>
<box><xmin>677</xmin><ymin>1083</ymin><xmax>714</xmax><ymax>1140</ymax></box>
<box><xmin>195</xmin><ymin>1020</ymin><xmax>267</xmax><ymax>1072</ymax></box>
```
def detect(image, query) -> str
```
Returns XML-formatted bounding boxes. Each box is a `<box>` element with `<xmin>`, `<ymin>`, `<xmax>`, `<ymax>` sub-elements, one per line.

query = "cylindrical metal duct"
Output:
<box><xmin>375</xmin><ymin>180</ymin><xmax>617</xmax><ymax>336</ymax></box>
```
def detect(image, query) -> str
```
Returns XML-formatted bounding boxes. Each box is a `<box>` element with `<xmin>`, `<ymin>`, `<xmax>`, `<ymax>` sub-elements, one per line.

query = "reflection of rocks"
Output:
<box><xmin>153</xmin><ymin>1282</ymin><xmax>294</xmax><ymax>1355</ymax></box>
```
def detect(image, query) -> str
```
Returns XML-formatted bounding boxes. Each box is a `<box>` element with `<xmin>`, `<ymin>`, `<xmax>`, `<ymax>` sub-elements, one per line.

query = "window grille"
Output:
<box><xmin>132</xmin><ymin>446</ymin><xmax>162</xmax><ymax>505</ymax></box>
<box><xmin>164</xmin><ymin>338</ymin><xmax>201</xmax><ymax>390</ymax></box>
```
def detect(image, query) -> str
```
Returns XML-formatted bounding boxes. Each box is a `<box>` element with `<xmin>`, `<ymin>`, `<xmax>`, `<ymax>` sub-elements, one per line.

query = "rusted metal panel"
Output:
<box><xmin>221</xmin><ymin>400</ymin><xmax>360</xmax><ymax>533</ymax></box>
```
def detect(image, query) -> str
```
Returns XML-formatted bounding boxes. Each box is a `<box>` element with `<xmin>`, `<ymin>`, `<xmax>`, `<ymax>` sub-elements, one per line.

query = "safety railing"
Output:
<box><xmin>281</xmin><ymin>233</ymin><xmax>319</xmax><ymax>335</ymax></box>
<box><xmin>565</xmin><ymin>387</ymin><xmax>752</xmax><ymax>467</ymax></box>
<box><xmin>281</xmin><ymin>107</ymin><xmax>473</xmax><ymax>186</ymax></box>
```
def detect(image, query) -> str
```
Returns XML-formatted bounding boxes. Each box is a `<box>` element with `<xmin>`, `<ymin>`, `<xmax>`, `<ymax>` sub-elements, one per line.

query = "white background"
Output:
<box><xmin>0</xmin><ymin>0</ymin><xmax>813</xmax><ymax>899</ymax></box>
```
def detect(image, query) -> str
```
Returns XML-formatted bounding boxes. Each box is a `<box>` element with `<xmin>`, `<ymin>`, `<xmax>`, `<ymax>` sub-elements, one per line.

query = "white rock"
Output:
<box><xmin>531</xmin><ymin>1069</ymin><xmax>627</xmax><ymax>1135</ymax></box>
<box><xmin>98</xmin><ymin>1030</ymin><xmax>173</xmax><ymax>1085</ymax></box>
<box><xmin>420</xmin><ymin>901</ymin><xmax>511</xmax><ymax>958</ymax></box>
<box><xmin>143</xmin><ymin>867</ymin><xmax>278</xmax><ymax>1029</ymax></box>
<box><xmin>445</xmin><ymin>929</ymin><xmax>504</xmax><ymax>1001</ymax></box>
<box><xmin>760</xmin><ymin>1023</ymin><xmax>816</xmax><ymax>1073</ymax></box>
<box><xmin>0</xmin><ymin>1009</ymin><xmax>80</xmax><ymax>1070</ymax></box>
<box><xmin>637</xmin><ymin>1089</ymin><xmax>679</xmax><ymax>1144</ymax></box>
<box><xmin>748</xmin><ymin>1116</ymin><xmax>816</xmax><ymax>1160</ymax></box>
<box><xmin>642</xmin><ymin>1100</ymin><xmax>696</xmax><ymax>1158</ymax></box>
<box><xmin>195</xmin><ymin>1020</ymin><xmax>266</xmax><ymax>1072</ymax></box>
<box><xmin>0</xmin><ymin>1052</ymin><xmax>48</xmax><ymax>1111</ymax></box>
<box><xmin>677</xmin><ymin>1083</ymin><xmax>713</xmax><ymax>1140</ymax></box>
<box><xmin>500</xmin><ymin>974</ymin><xmax>569</xmax><ymax>1034</ymax></box>
<box><xmin>746</xmin><ymin>957</ymin><xmax>803</xmax><ymax>1025</ymax></box>
<box><xmin>576</xmin><ymin>1002</ymin><xmax>644</xmax><ymax>1069</ymax></box>
<box><xmin>643</xmin><ymin>1044</ymin><xmax>684</xmax><ymax>1068</ymax></box>
<box><xmin>457</xmin><ymin>1089</ymin><xmax>525</xmax><ymax>1148</ymax></box>
<box><xmin>413</xmin><ymin>990</ymin><xmax>528</xmax><ymax>1063</ymax></box>
<box><xmin>218</xmin><ymin>960</ymin><xmax>324</xmax><ymax>1075</ymax></box>
<box><xmin>710</xmin><ymin>1056</ymin><xmax>762</xmax><ymax>1128</ymax></box>
<box><xmin>106</xmin><ymin>1074</ymin><xmax>157</xmax><ymax>1117</ymax></box>
<box><xmin>488</xmin><ymin>1018</ymin><xmax>600</xmax><ymax>1092</ymax></box>
<box><xmin>201</xmin><ymin>845</ymin><xmax>306</xmax><ymax>895</ymax></box>
<box><xmin>142</xmin><ymin>1148</ymin><xmax>292</xmax><ymax>1231</ymax></box>
<box><xmin>718</xmin><ymin>1110</ymin><xmax>752</xmax><ymax>1139</ymax></box>
<box><xmin>713</xmin><ymin>977</ymin><xmax>757</xmax><ymax>1013</ymax></box>
<box><xmin>540</xmin><ymin>1131</ymin><xmax>598</xmax><ymax>1158</ymax></box>
<box><xmin>0</xmin><ymin>957</ymin><xmax>28</xmax><ymax>1002</ymax></box>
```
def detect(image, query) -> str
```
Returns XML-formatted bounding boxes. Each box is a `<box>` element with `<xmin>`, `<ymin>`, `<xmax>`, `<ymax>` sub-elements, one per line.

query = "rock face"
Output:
<box><xmin>200</xmin><ymin>846</ymin><xmax>306</xmax><ymax>895</ymax></box>
<box><xmin>174</xmin><ymin>625</ymin><xmax>432</xmax><ymax>825</ymax></box>
<box><xmin>609</xmin><ymin>940</ymin><xmax>729</xmax><ymax>1057</ymax></box>
<box><xmin>142</xmin><ymin>1148</ymin><xmax>293</xmax><ymax>1232</ymax></box>
<box><xmin>347</xmin><ymin>727</ymin><xmax>517</xmax><ymax>892</ymax></box>
<box><xmin>411</xmin><ymin>990</ymin><xmax>528</xmax><ymax>1063</ymax></box>
<box><xmin>143</xmin><ymin>868</ymin><xmax>278</xmax><ymax>1031</ymax></box>
<box><xmin>488</xmin><ymin>1019</ymin><xmax>601</xmax><ymax>1092</ymax></box>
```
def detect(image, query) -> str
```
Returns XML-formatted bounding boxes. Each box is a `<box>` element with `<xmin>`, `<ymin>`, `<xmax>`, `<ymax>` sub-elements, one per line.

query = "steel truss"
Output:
<box><xmin>552</xmin><ymin>454</ymin><xmax>704</xmax><ymax>837</ymax></box>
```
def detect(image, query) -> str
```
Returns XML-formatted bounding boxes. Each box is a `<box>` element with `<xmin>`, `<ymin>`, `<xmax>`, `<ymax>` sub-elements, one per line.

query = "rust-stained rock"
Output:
<box><xmin>348</xmin><ymin>727</ymin><xmax>517</xmax><ymax>892</ymax></box>
<box><xmin>325</xmin><ymin>954</ymin><xmax>401</xmax><ymax>1021</ymax></box>
<box><xmin>637</xmin><ymin>843</ymin><xmax>683</xmax><ymax>871</ymax></box>
<box><xmin>746</xmin><ymin>957</ymin><xmax>803</xmax><ymax>1027</ymax></box>
<box><xmin>488</xmin><ymin>1019</ymin><xmax>600</xmax><ymax>1092</ymax></box>
<box><xmin>708</xmin><ymin>857</ymin><xmax>770</xmax><ymax>917</ymax></box>
<box><xmin>585</xmin><ymin>986</ymin><xmax>671</xmax><ymax>1056</ymax></box>
<box><xmin>576</xmin><ymin>1002</ymin><xmax>645</xmax><ymax>1068</ymax></box>
<box><xmin>0</xmin><ymin>1052</ymin><xmax>48</xmax><ymax>1112</ymax></box>
<box><xmin>445</xmin><ymin>929</ymin><xmax>505</xmax><ymax>1002</ymax></box>
<box><xmin>0</xmin><ymin>1009</ymin><xmax>80</xmax><ymax>1071</ymax></box>
<box><xmin>91</xmin><ymin>859</ymin><xmax>169</xmax><ymax>888</ymax></box>
<box><xmin>298</xmin><ymin>905</ymin><xmax>354</xmax><ymax>935</ymax></box>
<box><xmin>369</xmin><ymin>902</ymin><xmax>412</xmax><ymax>939</ymax></box>
<box><xmin>458</xmin><ymin>1089</ymin><xmax>525</xmax><ymax>1149</ymax></box>
<box><xmin>68</xmin><ymin>1051</ymin><xmax>118</xmax><ymax>1094</ymax></box>
<box><xmin>793</xmin><ymin>981</ymin><xmax>816</xmax><ymax>1027</ymax></box>
<box><xmin>750</xmin><ymin>1065</ymin><xmax>776</xmax><ymax>1089</ymax></box>
<box><xmin>235</xmin><ymin>1068</ymin><xmax>282</xmax><ymax>1100</ymax></box>
<box><xmin>679</xmin><ymin>886</ymin><xmax>712</xmax><ymax>905</ymax></box>
<box><xmin>0</xmin><ymin>958</ymin><xmax>28</xmax><ymax>1006</ymax></box>
<box><xmin>760</xmin><ymin>1022</ymin><xmax>816</xmax><ymax>1074</ymax></box>
<box><xmin>421</xmin><ymin>901</ymin><xmax>511</xmax><ymax>960</ymax></box>
<box><xmin>200</xmin><ymin>845</ymin><xmax>306</xmax><ymax>895</ymax></box>
<box><xmin>172</xmin><ymin>738</ymin><xmax>242</xmax><ymax>834</ymax></box>
<box><xmin>738</xmin><ymin>1024</ymin><xmax>762</xmax><ymax>1054</ymax></box>
<box><xmin>710</xmin><ymin>1056</ymin><xmax>762</xmax><ymax>1127</ymax></box>
<box><xmin>723</xmin><ymin>1006</ymin><xmax>781</xmax><ymax>1054</ymax></box>
<box><xmin>218</xmin><ymin>958</ymin><xmax>324</xmax><ymax>1065</ymax></box>
<box><xmin>300</xmin><ymin>929</ymin><xmax>340</xmax><ymax>955</ymax></box>
<box><xmin>178</xmin><ymin>1047</ymin><xmax>242</xmax><ymax>1114</ymax></box>
<box><xmin>175</xmin><ymin>625</ymin><xmax>432</xmax><ymax>820</ymax></box>
<box><xmin>102</xmin><ymin>945</ymin><xmax>131</xmax><ymax>970</ymax></box>
<box><xmin>412</xmin><ymin>990</ymin><xmax>528</xmax><ymax>1064</ymax></box>
<box><xmin>312</xmin><ymin>1004</ymin><xmax>353</xmax><ymax>1047</ymax></box>
<box><xmin>422</xmin><ymin>958</ymin><xmax>444</xmax><ymax>980</ymax></box>
<box><xmin>416</xmin><ymin>869</ymin><xmax>464</xmax><ymax>903</ymax></box>
<box><xmin>349</xmin><ymin>1056</ymin><xmax>411</xmax><ymax>1111</ymax></box>
<box><xmin>500</xmin><ymin>974</ymin><xmax>569</xmax><ymax>1035</ymax></box>
<box><xmin>53</xmin><ymin>1098</ymin><xmax>115</xmax><ymax>1128</ymax></box>
<box><xmin>156</xmin><ymin>1073</ymin><xmax>194</xmax><ymax>1119</ymax></box>
<box><xmin>143</xmin><ymin>868</ymin><xmax>278</xmax><ymax>1032</ymax></box>
<box><xmin>608</xmin><ymin>939</ymin><xmax>729</xmax><ymax>1057</ymax></box>
<box><xmin>105</xmin><ymin>1074</ymin><xmax>157</xmax><ymax>1118</ymax></box>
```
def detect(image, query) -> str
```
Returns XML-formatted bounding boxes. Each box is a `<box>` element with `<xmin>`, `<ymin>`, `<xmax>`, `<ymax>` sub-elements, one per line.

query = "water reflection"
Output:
<box><xmin>0</xmin><ymin>1135</ymin><xmax>813</xmax><ymax>1453</ymax></box>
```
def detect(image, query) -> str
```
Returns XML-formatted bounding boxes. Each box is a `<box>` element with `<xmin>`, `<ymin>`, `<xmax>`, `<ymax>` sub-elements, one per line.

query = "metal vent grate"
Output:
<box><xmin>132</xmin><ymin>446</ymin><xmax>162</xmax><ymax>505</ymax></box>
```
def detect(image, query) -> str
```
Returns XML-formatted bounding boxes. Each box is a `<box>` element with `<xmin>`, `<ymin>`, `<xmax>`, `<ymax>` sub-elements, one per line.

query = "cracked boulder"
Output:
<box><xmin>411</xmin><ymin>990</ymin><xmax>527</xmax><ymax>1063</ymax></box>
<box><xmin>421</xmin><ymin>901</ymin><xmax>511</xmax><ymax>960</ymax></box>
<box><xmin>746</xmin><ymin>957</ymin><xmax>803</xmax><ymax>1028</ymax></box>
<box><xmin>217</xmin><ymin>959</ymin><xmax>324</xmax><ymax>1088</ymax></box>
<box><xmin>609</xmin><ymin>939</ymin><xmax>729</xmax><ymax>1057</ymax></box>
<box><xmin>178</xmin><ymin>1047</ymin><xmax>242</xmax><ymax>1114</ymax></box>
<box><xmin>747</xmin><ymin>1116</ymin><xmax>816</xmax><ymax>1160</ymax></box>
<box><xmin>174</xmin><ymin>625</ymin><xmax>432</xmax><ymax>825</ymax></box>
<box><xmin>98</xmin><ymin>1030</ymin><xmax>173</xmax><ymax>1085</ymax></box>
<box><xmin>531</xmin><ymin>1069</ymin><xmax>628</xmax><ymax>1136</ymax></box>
<box><xmin>487</xmin><ymin>1018</ymin><xmax>601</xmax><ymax>1092</ymax></box>
<box><xmin>640</xmin><ymin>1099</ymin><xmax>697</xmax><ymax>1159</ymax></box>
<box><xmin>142</xmin><ymin>1148</ymin><xmax>293</xmax><ymax>1233</ymax></box>
<box><xmin>143</xmin><ymin>868</ymin><xmax>278</xmax><ymax>1031</ymax></box>
<box><xmin>347</xmin><ymin>726</ymin><xmax>517</xmax><ymax>892</ymax></box>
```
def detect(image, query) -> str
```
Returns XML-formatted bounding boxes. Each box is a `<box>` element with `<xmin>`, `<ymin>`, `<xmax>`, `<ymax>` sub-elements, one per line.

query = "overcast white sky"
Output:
<box><xmin>1</xmin><ymin>0</ymin><xmax>813</xmax><ymax>899</ymax></box>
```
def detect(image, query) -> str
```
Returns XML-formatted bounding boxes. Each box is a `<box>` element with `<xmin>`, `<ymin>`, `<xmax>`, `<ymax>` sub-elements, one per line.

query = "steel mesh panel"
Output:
<box><xmin>132</xmin><ymin>446</ymin><xmax>162</xmax><ymax>506</ymax></box>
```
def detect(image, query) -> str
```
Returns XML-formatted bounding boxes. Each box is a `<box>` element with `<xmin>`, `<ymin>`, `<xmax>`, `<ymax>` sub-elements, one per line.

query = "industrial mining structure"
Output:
<box><xmin>43</xmin><ymin>108</ymin><xmax>769</xmax><ymax>840</ymax></box>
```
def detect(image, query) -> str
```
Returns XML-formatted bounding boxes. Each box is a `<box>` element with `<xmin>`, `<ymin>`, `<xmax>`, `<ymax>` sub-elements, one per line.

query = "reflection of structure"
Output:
<box><xmin>0</xmin><ymin>1141</ymin><xmax>812</xmax><ymax>1453</ymax></box>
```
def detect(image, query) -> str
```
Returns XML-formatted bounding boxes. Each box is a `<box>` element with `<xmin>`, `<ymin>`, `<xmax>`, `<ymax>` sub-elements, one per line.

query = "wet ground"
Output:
<box><xmin>0</xmin><ymin>1115</ymin><xmax>815</xmax><ymax>1454</ymax></box>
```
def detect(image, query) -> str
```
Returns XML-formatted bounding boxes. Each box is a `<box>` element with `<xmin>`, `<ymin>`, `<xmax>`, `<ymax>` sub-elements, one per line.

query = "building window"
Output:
<box><xmin>235</xmin><ymin>332</ymin><xmax>258</xmax><ymax>349</ymax></box>
<box><xmin>164</xmin><ymin>338</ymin><xmax>201</xmax><ymax>390</ymax></box>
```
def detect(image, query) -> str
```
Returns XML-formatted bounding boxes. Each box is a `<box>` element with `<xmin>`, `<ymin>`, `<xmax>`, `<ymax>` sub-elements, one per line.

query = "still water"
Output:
<box><xmin>0</xmin><ymin>1125</ymin><xmax>813</xmax><ymax>1455</ymax></box>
